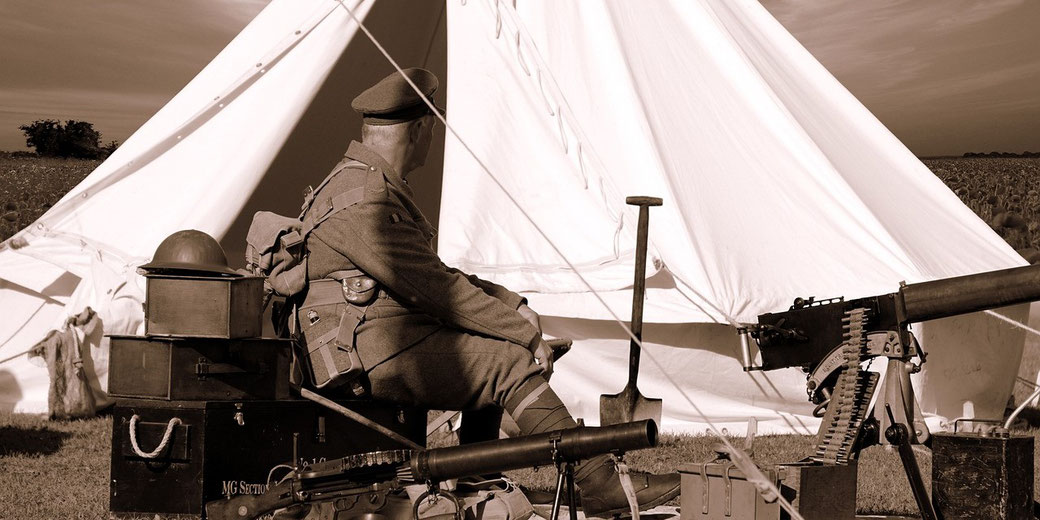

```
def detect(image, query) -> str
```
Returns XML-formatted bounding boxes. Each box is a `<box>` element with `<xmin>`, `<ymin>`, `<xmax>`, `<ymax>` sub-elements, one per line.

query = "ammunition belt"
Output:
<box><xmin>298</xmin><ymin>449</ymin><xmax>412</xmax><ymax>484</ymax></box>
<box><xmin>812</xmin><ymin>307</ymin><xmax>878</xmax><ymax>465</ymax></box>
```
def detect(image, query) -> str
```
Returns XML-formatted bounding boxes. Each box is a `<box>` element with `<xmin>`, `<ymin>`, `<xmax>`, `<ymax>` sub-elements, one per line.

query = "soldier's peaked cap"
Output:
<box><xmin>351</xmin><ymin>68</ymin><xmax>442</xmax><ymax>125</ymax></box>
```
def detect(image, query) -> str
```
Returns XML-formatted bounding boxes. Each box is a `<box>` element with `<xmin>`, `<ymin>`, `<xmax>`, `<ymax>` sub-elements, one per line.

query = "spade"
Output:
<box><xmin>600</xmin><ymin>196</ymin><xmax>663</xmax><ymax>426</ymax></box>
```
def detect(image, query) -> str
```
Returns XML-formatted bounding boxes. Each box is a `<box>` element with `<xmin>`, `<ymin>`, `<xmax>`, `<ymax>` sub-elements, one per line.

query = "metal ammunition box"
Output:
<box><xmin>108</xmin><ymin>335</ymin><xmax>292</xmax><ymax>401</ymax></box>
<box><xmin>144</xmin><ymin>274</ymin><xmax>263</xmax><ymax>338</ymax></box>
<box><xmin>932</xmin><ymin>431</ymin><xmax>1034</xmax><ymax>520</ymax></box>
<box><xmin>678</xmin><ymin>461</ymin><xmax>856</xmax><ymax>520</ymax></box>
<box><xmin>680</xmin><ymin>462</ymin><xmax>780</xmax><ymax>520</ymax></box>
<box><xmin>109</xmin><ymin>398</ymin><xmax>426</xmax><ymax>519</ymax></box>
<box><xmin>774</xmin><ymin>461</ymin><xmax>857</xmax><ymax>520</ymax></box>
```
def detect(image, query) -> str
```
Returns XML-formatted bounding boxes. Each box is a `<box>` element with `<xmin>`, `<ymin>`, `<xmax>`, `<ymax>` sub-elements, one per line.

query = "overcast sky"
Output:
<box><xmin>0</xmin><ymin>0</ymin><xmax>1036</xmax><ymax>157</ymax></box>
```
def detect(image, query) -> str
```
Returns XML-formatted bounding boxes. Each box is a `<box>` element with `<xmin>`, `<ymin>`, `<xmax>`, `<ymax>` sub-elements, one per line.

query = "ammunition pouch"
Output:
<box><xmin>341</xmin><ymin>274</ymin><xmax>379</xmax><ymax>306</ymax></box>
<box><xmin>298</xmin><ymin>276</ymin><xmax>381</xmax><ymax>391</ymax></box>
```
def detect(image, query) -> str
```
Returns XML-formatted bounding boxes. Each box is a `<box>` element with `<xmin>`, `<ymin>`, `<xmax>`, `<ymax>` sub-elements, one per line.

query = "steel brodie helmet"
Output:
<box><xmin>139</xmin><ymin>229</ymin><xmax>240</xmax><ymax>276</ymax></box>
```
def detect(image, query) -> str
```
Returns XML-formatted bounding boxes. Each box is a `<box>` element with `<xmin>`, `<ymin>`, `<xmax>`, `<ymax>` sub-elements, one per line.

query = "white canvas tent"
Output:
<box><xmin>0</xmin><ymin>0</ymin><xmax>1028</xmax><ymax>435</ymax></box>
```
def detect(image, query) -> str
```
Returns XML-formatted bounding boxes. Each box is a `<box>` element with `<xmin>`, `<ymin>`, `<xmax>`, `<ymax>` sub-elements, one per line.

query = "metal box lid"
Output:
<box><xmin>144</xmin><ymin>275</ymin><xmax>264</xmax><ymax>338</ymax></box>
<box><xmin>107</xmin><ymin>335</ymin><xmax>291</xmax><ymax>401</ymax></box>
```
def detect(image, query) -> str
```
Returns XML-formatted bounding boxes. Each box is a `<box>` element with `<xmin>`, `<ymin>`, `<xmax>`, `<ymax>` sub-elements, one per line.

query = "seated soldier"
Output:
<box><xmin>297</xmin><ymin>67</ymin><xmax>679</xmax><ymax>517</ymax></box>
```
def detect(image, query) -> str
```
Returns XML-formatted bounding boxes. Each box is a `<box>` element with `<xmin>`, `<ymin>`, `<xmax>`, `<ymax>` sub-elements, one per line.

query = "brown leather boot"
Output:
<box><xmin>504</xmin><ymin>379</ymin><xmax>678</xmax><ymax>515</ymax></box>
<box><xmin>575</xmin><ymin>455</ymin><xmax>680</xmax><ymax>518</ymax></box>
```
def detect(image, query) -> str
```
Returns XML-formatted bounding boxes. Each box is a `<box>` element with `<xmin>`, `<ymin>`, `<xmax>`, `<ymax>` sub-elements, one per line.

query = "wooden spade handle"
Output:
<box><xmin>626</xmin><ymin>196</ymin><xmax>663</xmax><ymax>207</ymax></box>
<box><xmin>625</xmin><ymin>196</ymin><xmax>662</xmax><ymax>387</ymax></box>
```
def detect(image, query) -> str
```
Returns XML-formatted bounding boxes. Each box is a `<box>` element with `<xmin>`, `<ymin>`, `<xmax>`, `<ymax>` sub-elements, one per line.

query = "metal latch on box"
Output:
<box><xmin>702</xmin><ymin>418</ymin><xmax>756</xmax><ymax>516</ymax></box>
<box><xmin>698</xmin><ymin>461</ymin><xmax>737</xmax><ymax>515</ymax></box>
<box><xmin>195</xmin><ymin>358</ymin><xmax>267</xmax><ymax>380</ymax></box>
<box><xmin>698</xmin><ymin>462</ymin><xmax>736</xmax><ymax>516</ymax></box>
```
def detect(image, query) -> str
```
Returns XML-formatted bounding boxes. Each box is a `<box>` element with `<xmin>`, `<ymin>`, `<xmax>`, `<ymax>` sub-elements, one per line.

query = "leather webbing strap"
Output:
<box><xmin>301</xmin><ymin>160</ymin><xmax>365</xmax><ymax>216</ymax></box>
<box><xmin>316</xmin><ymin>334</ymin><xmax>340</xmax><ymax>382</ymax></box>
<box><xmin>301</xmin><ymin>186</ymin><xmax>366</xmax><ymax>237</ymax></box>
<box><xmin>309</xmin><ymin>328</ymin><xmax>339</xmax><ymax>354</ymax></box>
<box><xmin>336</xmin><ymin>304</ymin><xmax>364</xmax><ymax>347</ymax></box>
<box><xmin>326</xmin><ymin>268</ymin><xmax>365</xmax><ymax>280</ymax></box>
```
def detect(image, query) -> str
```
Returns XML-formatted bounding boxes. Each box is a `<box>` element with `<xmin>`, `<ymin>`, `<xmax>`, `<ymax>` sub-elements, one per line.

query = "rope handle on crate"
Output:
<box><xmin>129</xmin><ymin>414</ymin><xmax>182</xmax><ymax>458</ymax></box>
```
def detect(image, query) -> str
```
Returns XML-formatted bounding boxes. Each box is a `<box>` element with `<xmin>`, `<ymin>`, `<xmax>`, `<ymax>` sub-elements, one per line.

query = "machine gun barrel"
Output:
<box><xmin>207</xmin><ymin>420</ymin><xmax>658</xmax><ymax>520</ymax></box>
<box><xmin>410</xmin><ymin>419</ymin><xmax>657</xmax><ymax>482</ymax></box>
<box><xmin>901</xmin><ymin>263</ymin><xmax>1040</xmax><ymax>323</ymax></box>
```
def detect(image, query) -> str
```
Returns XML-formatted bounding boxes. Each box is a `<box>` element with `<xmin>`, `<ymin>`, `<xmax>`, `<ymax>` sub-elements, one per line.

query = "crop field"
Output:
<box><xmin>927</xmin><ymin>157</ymin><xmax>1040</xmax><ymax>257</ymax></box>
<box><xmin>0</xmin><ymin>153</ymin><xmax>102</xmax><ymax>242</ymax></box>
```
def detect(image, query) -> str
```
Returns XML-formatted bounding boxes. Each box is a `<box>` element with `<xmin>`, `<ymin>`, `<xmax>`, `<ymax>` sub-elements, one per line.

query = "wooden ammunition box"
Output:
<box><xmin>932</xmin><ymin>432</ymin><xmax>1034</xmax><ymax>520</ymax></box>
<box><xmin>108</xmin><ymin>335</ymin><xmax>291</xmax><ymax>401</ymax></box>
<box><xmin>145</xmin><ymin>274</ymin><xmax>263</xmax><ymax>338</ymax></box>
<box><xmin>678</xmin><ymin>461</ymin><xmax>856</xmax><ymax>520</ymax></box>
<box><xmin>109</xmin><ymin>399</ymin><xmax>426</xmax><ymax>519</ymax></box>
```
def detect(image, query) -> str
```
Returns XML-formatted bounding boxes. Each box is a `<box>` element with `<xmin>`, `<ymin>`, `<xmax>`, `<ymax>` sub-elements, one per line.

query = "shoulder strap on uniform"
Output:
<box><xmin>301</xmin><ymin>159</ymin><xmax>367</xmax><ymax>217</ymax></box>
<box><xmin>300</xmin><ymin>186</ymin><xmax>366</xmax><ymax>238</ymax></box>
<box><xmin>298</xmin><ymin>156</ymin><xmax>372</xmax><ymax>239</ymax></box>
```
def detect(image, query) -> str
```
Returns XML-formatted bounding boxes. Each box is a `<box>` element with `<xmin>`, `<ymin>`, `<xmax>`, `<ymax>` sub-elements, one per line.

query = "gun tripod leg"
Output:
<box><xmin>567</xmin><ymin>463</ymin><xmax>578</xmax><ymax>520</ymax></box>
<box><xmin>884</xmin><ymin>405</ymin><xmax>939</xmax><ymax>520</ymax></box>
<box><xmin>879</xmin><ymin>358</ymin><xmax>929</xmax><ymax>444</ymax></box>
<box><xmin>551</xmin><ymin>462</ymin><xmax>577</xmax><ymax>520</ymax></box>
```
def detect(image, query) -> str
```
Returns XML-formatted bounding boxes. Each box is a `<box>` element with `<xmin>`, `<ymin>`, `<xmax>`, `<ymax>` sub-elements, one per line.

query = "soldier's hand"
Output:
<box><xmin>518</xmin><ymin>303</ymin><xmax>541</xmax><ymax>332</ymax></box>
<box><xmin>532</xmin><ymin>339</ymin><xmax>554</xmax><ymax>379</ymax></box>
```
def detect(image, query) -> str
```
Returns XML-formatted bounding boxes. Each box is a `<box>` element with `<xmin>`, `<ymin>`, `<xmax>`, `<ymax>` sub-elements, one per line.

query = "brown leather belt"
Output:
<box><xmin>303</xmin><ymin>278</ymin><xmax>389</xmax><ymax>308</ymax></box>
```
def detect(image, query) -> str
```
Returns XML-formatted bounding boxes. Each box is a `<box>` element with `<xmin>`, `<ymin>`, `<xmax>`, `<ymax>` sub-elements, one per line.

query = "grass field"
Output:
<box><xmin>6</xmin><ymin>410</ymin><xmax>1023</xmax><ymax>518</ymax></box>
<box><xmin>4</xmin><ymin>155</ymin><xmax>1040</xmax><ymax>518</ymax></box>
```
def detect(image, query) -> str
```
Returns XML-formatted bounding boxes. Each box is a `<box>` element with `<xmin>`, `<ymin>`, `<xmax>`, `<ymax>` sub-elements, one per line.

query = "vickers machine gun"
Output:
<box><xmin>740</xmin><ymin>263</ymin><xmax>1040</xmax><ymax>518</ymax></box>
<box><xmin>206</xmin><ymin>420</ymin><xmax>657</xmax><ymax>520</ymax></box>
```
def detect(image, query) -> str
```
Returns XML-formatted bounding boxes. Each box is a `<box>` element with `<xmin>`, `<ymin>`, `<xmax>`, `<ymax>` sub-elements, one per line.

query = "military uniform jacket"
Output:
<box><xmin>303</xmin><ymin>141</ymin><xmax>542</xmax><ymax>370</ymax></box>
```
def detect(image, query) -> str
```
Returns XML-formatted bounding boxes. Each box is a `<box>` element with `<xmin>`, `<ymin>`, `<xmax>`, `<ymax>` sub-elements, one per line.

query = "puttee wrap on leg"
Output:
<box><xmin>504</xmin><ymin>378</ymin><xmax>577</xmax><ymax>435</ymax></box>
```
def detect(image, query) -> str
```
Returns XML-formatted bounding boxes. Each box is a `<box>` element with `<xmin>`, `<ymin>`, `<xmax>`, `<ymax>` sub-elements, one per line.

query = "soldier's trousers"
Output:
<box><xmin>363</xmin><ymin>327</ymin><xmax>631</xmax><ymax>504</ymax></box>
<box><xmin>364</xmin><ymin>327</ymin><xmax>575</xmax><ymax>436</ymax></box>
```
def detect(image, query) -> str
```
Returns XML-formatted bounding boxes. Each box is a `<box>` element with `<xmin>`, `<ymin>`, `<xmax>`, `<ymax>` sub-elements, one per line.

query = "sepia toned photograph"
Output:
<box><xmin>1</xmin><ymin>1</ymin><xmax>1038</xmax><ymax>518</ymax></box>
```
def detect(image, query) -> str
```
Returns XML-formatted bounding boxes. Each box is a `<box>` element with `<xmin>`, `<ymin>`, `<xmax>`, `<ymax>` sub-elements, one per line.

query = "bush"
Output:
<box><xmin>17</xmin><ymin>119</ymin><xmax>118</xmax><ymax>159</ymax></box>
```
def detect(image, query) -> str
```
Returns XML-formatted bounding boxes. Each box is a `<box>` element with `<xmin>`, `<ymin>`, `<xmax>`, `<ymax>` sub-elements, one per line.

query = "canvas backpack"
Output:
<box><xmin>245</xmin><ymin>211</ymin><xmax>309</xmax><ymax>299</ymax></box>
<box><xmin>244</xmin><ymin>158</ymin><xmax>369</xmax><ymax>302</ymax></box>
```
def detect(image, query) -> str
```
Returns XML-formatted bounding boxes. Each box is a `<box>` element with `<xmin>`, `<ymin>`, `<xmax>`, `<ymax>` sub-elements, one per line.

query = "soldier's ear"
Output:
<box><xmin>408</xmin><ymin>118</ymin><xmax>425</xmax><ymax>144</ymax></box>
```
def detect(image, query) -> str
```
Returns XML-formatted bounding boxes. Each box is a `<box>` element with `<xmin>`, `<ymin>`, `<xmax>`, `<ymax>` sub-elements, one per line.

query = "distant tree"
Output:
<box><xmin>19</xmin><ymin>119</ymin><xmax>63</xmax><ymax>156</ymax></box>
<box><xmin>102</xmin><ymin>139</ymin><xmax>121</xmax><ymax>156</ymax></box>
<box><xmin>18</xmin><ymin>119</ymin><xmax>112</xmax><ymax>159</ymax></box>
<box><xmin>59</xmin><ymin>120</ymin><xmax>103</xmax><ymax>158</ymax></box>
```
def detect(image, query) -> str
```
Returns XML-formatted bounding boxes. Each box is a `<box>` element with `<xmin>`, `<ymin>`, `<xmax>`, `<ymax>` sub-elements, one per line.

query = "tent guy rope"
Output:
<box><xmin>986</xmin><ymin>308</ymin><xmax>1040</xmax><ymax>337</ymax></box>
